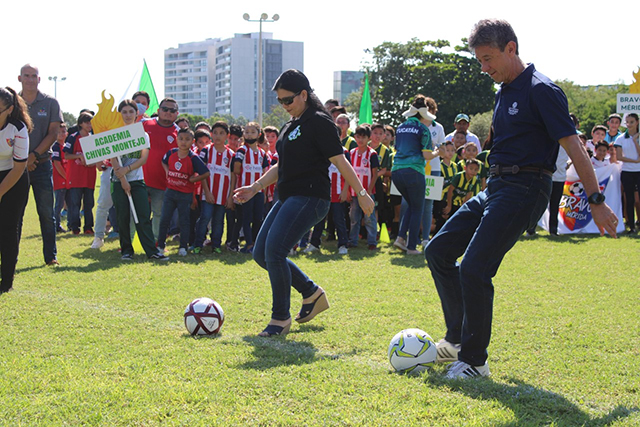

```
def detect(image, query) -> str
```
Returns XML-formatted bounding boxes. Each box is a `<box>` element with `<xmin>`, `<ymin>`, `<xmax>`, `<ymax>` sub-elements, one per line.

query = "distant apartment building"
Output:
<box><xmin>164</xmin><ymin>33</ymin><xmax>303</xmax><ymax>119</ymax></box>
<box><xmin>333</xmin><ymin>71</ymin><xmax>364</xmax><ymax>105</ymax></box>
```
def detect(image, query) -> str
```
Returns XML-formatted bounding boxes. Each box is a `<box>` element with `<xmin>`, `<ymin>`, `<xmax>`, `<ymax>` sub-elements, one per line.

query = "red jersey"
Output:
<box><xmin>162</xmin><ymin>148</ymin><xmax>209</xmax><ymax>194</ymax></box>
<box><xmin>51</xmin><ymin>141</ymin><xmax>68</xmax><ymax>191</ymax></box>
<box><xmin>200</xmin><ymin>144</ymin><xmax>235</xmax><ymax>205</ymax></box>
<box><xmin>63</xmin><ymin>133</ymin><xmax>97</xmax><ymax>189</ymax></box>
<box><xmin>142</xmin><ymin>118</ymin><xmax>179</xmax><ymax>190</ymax></box>
<box><xmin>235</xmin><ymin>144</ymin><xmax>269</xmax><ymax>188</ymax></box>
<box><xmin>264</xmin><ymin>150</ymin><xmax>278</xmax><ymax>202</ymax></box>
<box><xmin>330</xmin><ymin>147</ymin><xmax>350</xmax><ymax>203</ymax></box>
<box><xmin>349</xmin><ymin>147</ymin><xmax>379</xmax><ymax>197</ymax></box>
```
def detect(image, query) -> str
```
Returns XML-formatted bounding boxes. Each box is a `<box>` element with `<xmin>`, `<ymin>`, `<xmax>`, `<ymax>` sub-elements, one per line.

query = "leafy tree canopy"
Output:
<box><xmin>365</xmin><ymin>38</ymin><xmax>495</xmax><ymax>132</ymax></box>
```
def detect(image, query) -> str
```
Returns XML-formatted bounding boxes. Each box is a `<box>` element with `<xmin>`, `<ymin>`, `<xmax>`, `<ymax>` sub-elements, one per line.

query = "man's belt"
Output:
<box><xmin>489</xmin><ymin>164</ymin><xmax>553</xmax><ymax>178</ymax></box>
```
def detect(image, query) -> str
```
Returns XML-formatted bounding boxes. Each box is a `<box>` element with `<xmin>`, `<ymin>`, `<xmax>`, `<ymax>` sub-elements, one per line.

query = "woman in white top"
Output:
<box><xmin>614</xmin><ymin>113</ymin><xmax>640</xmax><ymax>233</ymax></box>
<box><xmin>0</xmin><ymin>87</ymin><xmax>32</xmax><ymax>294</ymax></box>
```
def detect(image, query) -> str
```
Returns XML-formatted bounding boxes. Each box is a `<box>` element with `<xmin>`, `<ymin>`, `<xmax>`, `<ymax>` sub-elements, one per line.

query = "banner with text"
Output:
<box><xmin>80</xmin><ymin>122</ymin><xmax>148</xmax><ymax>164</ymax></box>
<box><xmin>390</xmin><ymin>175</ymin><xmax>444</xmax><ymax>200</ymax></box>
<box><xmin>538</xmin><ymin>163</ymin><xmax>624</xmax><ymax>235</ymax></box>
<box><xmin>617</xmin><ymin>94</ymin><xmax>640</xmax><ymax>114</ymax></box>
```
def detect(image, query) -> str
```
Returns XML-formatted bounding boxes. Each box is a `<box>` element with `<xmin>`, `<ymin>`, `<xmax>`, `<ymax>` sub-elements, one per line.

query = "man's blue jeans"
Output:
<box><xmin>425</xmin><ymin>173</ymin><xmax>551</xmax><ymax>366</ymax></box>
<box><xmin>253</xmin><ymin>196</ymin><xmax>330</xmax><ymax>321</ymax></box>
<box><xmin>27</xmin><ymin>160</ymin><xmax>57</xmax><ymax>263</ymax></box>
<box><xmin>392</xmin><ymin>168</ymin><xmax>426</xmax><ymax>250</ymax></box>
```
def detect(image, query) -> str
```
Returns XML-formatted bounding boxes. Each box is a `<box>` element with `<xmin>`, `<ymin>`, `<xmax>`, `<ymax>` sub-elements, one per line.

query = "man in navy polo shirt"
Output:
<box><xmin>425</xmin><ymin>19</ymin><xmax>619</xmax><ymax>379</ymax></box>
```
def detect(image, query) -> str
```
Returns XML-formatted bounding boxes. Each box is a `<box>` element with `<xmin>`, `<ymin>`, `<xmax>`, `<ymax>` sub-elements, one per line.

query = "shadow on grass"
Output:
<box><xmin>238</xmin><ymin>335</ymin><xmax>319</xmax><ymax>370</ymax></box>
<box><xmin>426</xmin><ymin>375</ymin><xmax>638</xmax><ymax>426</ymax></box>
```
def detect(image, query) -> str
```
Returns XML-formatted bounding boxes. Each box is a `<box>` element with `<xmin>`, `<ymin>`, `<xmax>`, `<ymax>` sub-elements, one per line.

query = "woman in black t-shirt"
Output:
<box><xmin>234</xmin><ymin>70</ymin><xmax>374</xmax><ymax>337</ymax></box>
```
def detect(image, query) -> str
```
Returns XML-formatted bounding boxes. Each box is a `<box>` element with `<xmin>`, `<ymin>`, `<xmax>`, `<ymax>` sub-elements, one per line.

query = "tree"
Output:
<box><xmin>366</xmin><ymin>38</ymin><xmax>495</xmax><ymax>132</ymax></box>
<box><xmin>262</xmin><ymin>105</ymin><xmax>291</xmax><ymax>129</ymax></box>
<box><xmin>469</xmin><ymin>110</ymin><xmax>493</xmax><ymax>147</ymax></box>
<box><xmin>555</xmin><ymin>80</ymin><xmax>627</xmax><ymax>138</ymax></box>
<box><xmin>63</xmin><ymin>112</ymin><xmax>77</xmax><ymax>127</ymax></box>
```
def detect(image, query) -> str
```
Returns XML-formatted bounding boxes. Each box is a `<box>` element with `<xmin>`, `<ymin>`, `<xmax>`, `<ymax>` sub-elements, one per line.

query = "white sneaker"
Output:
<box><xmin>393</xmin><ymin>237</ymin><xmax>407</xmax><ymax>251</ymax></box>
<box><xmin>338</xmin><ymin>245</ymin><xmax>348</xmax><ymax>255</ymax></box>
<box><xmin>178</xmin><ymin>248</ymin><xmax>188</xmax><ymax>256</ymax></box>
<box><xmin>303</xmin><ymin>244</ymin><xmax>319</xmax><ymax>253</ymax></box>
<box><xmin>90</xmin><ymin>237</ymin><xmax>104</xmax><ymax>249</ymax></box>
<box><xmin>436</xmin><ymin>339</ymin><xmax>461</xmax><ymax>363</ymax></box>
<box><xmin>445</xmin><ymin>360</ymin><xmax>490</xmax><ymax>379</ymax></box>
<box><xmin>421</xmin><ymin>239</ymin><xmax>429</xmax><ymax>247</ymax></box>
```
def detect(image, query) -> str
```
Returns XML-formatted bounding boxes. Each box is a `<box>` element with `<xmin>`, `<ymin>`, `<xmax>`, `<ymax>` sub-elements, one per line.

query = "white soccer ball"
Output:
<box><xmin>388</xmin><ymin>328</ymin><xmax>437</xmax><ymax>374</ymax></box>
<box><xmin>569</xmin><ymin>182</ymin><xmax>584</xmax><ymax>197</ymax></box>
<box><xmin>184</xmin><ymin>297</ymin><xmax>225</xmax><ymax>335</ymax></box>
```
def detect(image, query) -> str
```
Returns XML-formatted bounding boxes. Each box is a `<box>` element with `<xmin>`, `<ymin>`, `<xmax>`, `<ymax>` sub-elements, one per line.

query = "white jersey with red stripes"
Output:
<box><xmin>329</xmin><ymin>147</ymin><xmax>349</xmax><ymax>203</ymax></box>
<box><xmin>349</xmin><ymin>146</ymin><xmax>376</xmax><ymax>197</ymax></box>
<box><xmin>201</xmin><ymin>144</ymin><xmax>235</xmax><ymax>205</ymax></box>
<box><xmin>265</xmin><ymin>150</ymin><xmax>278</xmax><ymax>202</ymax></box>
<box><xmin>235</xmin><ymin>144</ymin><xmax>268</xmax><ymax>188</ymax></box>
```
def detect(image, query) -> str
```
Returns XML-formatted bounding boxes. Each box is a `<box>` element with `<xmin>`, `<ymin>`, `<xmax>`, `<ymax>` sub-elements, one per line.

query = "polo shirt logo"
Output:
<box><xmin>508</xmin><ymin>102</ymin><xmax>519</xmax><ymax>116</ymax></box>
<box><xmin>37</xmin><ymin>109</ymin><xmax>47</xmax><ymax>117</ymax></box>
<box><xmin>6</xmin><ymin>137</ymin><xmax>15</xmax><ymax>147</ymax></box>
<box><xmin>288</xmin><ymin>125</ymin><xmax>301</xmax><ymax>141</ymax></box>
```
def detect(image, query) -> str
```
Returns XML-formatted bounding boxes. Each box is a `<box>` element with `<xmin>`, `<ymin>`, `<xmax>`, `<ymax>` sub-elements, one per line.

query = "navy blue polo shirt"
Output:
<box><xmin>489</xmin><ymin>64</ymin><xmax>576</xmax><ymax>172</ymax></box>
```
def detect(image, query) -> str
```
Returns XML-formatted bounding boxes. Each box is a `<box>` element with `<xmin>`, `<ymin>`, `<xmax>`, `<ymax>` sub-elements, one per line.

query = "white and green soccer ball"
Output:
<box><xmin>388</xmin><ymin>328</ymin><xmax>437</xmax><ymax>374</ymax></box>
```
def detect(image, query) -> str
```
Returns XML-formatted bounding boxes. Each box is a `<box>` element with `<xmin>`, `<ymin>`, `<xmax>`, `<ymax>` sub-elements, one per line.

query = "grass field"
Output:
<box><xmin>1</xmin><ymin>194</ymin><xmax>639</xmax><ymax>426</ymax></box>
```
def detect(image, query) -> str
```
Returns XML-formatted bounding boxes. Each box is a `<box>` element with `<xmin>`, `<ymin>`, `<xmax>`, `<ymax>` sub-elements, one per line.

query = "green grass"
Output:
<box><xmin>1</xmin><ymin>194</ymin><xmax>639</xmax><ymax>426</ymax></box>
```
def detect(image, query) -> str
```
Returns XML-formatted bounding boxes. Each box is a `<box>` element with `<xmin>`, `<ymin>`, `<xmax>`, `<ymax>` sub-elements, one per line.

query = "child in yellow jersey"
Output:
<box><xmin>433</xmin><ymin>142</ymin><xmax>459</xmax><ymax>233</ymax></box>
<box><xmin>443</xmin><ymin>159</ymin><xmax>481</xmax><ymax>218</ymax></box>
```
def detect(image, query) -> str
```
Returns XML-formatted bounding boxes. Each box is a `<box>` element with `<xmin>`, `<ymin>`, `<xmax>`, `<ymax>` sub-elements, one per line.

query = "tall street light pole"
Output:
<box><xmin>48</xmin><ymin>76</ymin><xmax>67</xmax><ymax>99</ymax></box>
<box><xmin>243</xmin><ymin>13</ymin><xmax>279</xmax><ymax>127</ymax></box>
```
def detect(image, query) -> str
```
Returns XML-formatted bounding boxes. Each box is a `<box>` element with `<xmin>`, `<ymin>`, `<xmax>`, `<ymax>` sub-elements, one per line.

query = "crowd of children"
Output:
<box><xmin>49</xmin><ymin>95</ymin><xmax>637</xmax><ymax>260</ymax></box>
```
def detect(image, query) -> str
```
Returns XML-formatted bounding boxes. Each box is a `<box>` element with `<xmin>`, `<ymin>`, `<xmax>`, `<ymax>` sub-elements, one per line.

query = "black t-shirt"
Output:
<box><xmin>276</xmin><ymin>108</ymin><xmax>344</xmax><ymax>201</ymax></box>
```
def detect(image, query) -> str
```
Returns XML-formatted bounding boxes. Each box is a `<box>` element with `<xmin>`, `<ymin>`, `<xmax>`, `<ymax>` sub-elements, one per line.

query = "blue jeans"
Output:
<box><xmin>398</xmin><ymin>197</ymin><xmax>434</xmax><ymax>244</ymax></box>
<box><xmin>54</xmin><ymin>188</ymin><xmax>67</xmax><ymax>230</ymax></box>
<box><xmin>253</xmin><ymin>196</ymin><xmax>330</xmax><ymax>320</ymax></box>
<box><xmin>193</xmin><ymin>202</ymin><xmax>226</xmax><ymax>248</ymax></box>
<box><xmin>147</xmin><ymin>186</ymin><xmax>165</xmax><ymax>241</ymax></box>
<box><xmin>27</xmin><ymin>160</ymin><xmax>57</xmax><ymax>263</ymax></box>
<box><xmin>425</xmin><ymin>173</ymin><xmax>551</xmax><ymax>366</ymax></box>
<box><xmin>392</xmin><ymin>168</ymin><xmax>426</xmax><ymax>250</ymax></box>
<box><xmin>68</xmin><ymin>187</ymin><xmax>95</xmax><ymax>232</ymax></box>
<box><xmin>349</xmin><ymin>198</ymin><xmax>377</xmax><ymax>246</ymax></box>
<box><xmin>157</xmin><ymin>189</ymin><xmax>192</xmax><ymax>250</ymax></box>
<box><xmin>240</xmin><ymin>193</ymin><xmax>264</xmax><ymax>247</ymax></box>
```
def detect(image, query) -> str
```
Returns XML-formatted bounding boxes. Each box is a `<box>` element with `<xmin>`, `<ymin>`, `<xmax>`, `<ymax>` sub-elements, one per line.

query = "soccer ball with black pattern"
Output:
<box><xmin>569</xmin><ymin>182</ymin><xmax>584</xmax><ymax>197</ymax></box>
<box><xmin>184</xmin><ymin>298</ymin><xmax>225</xmax><ymax>335</ymax></box>
<box><xmin>388</xmin><ymin>328</ymin><xmax>437</xmax><ymax>374</ymax></box>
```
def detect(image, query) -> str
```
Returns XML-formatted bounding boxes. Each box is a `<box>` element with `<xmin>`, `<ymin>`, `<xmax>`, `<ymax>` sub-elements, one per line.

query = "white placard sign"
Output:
<box><xmin>80</xmin><ymin>122</ymin><xmax>148</xmax><ymax>164</ymax></box>
<box><xmin>390</xmin><ymin>175</ymin><xmax>444</xmax><ymax>201</ymax></box>
<box><xmin>616</xmin><ymin>94</ymin><xmax>640</xmax><ymax>114</ymax></box>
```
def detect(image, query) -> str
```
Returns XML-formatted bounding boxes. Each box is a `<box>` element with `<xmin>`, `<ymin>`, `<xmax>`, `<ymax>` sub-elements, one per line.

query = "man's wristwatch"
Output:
<box><xmin>358</xmin><ymin>189</ymin><xmax>367</xmax><ymax>197</ymax></box>
<box><xmin>588</xmin><ymin>192</ymin><xmax>605</xmax><ymax>205</ymax></box>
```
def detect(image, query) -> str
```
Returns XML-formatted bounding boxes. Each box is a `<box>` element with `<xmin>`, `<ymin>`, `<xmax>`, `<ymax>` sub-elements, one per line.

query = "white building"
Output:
<box><xmin>165</xmin><ymin>33</ymin><xmax>303</xmax><ymax>120</ymax></box>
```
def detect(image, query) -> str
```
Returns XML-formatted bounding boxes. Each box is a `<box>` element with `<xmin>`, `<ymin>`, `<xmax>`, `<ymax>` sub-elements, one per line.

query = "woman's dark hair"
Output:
<box><xmin>272</xmin><ymin>69</ymin><xmax>327</xmax><ymax>114</ymax></box>
<box><xmin>118</xmin><ymin>99</ymin><xmax>138</xmax><ymax>113</ymax></box>
<box><xmin>624</xmin><ymin>113</ymin><xmax>639</xmax><ymax>136</ymax></box>
<box><xmin>409</xmin><ymin>94</ymin><xmax>429</xmax><ymax>120</ymax></box>
<box><xmin>0</xmin><ymin>87</ymin><xmax>34</xmax><ymax>132</ymax></box>
<box><xmin>77</xmin><ymin>112</ymin><xmax>93</xmax><ymax>126</ymax></box>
